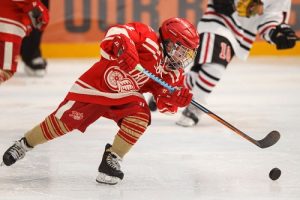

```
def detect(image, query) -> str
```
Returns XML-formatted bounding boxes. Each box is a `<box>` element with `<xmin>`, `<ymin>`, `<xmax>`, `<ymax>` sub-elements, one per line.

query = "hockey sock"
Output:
<box><xmin>111</xmin><ymin>112</ymin><xmax>150</xmax><ymax>158</ymax></box>
<box><xmin>0</xmin><ymin>69</ymin><xmax>14</xmax><ymax>84</ymax></box>
<box><xmin>186</xmin><ymin>63</ymin><xmax>226</xmax><ymax>100</ymax></box>
<box><xmin>24</xmin><ymin>114</ymin><xmax>71</xmax><ymax>147</ymax></box>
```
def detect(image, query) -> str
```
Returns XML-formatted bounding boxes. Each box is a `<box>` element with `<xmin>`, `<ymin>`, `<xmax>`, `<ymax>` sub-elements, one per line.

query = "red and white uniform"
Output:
<box><xmin>0</xmin><ymin>0</ymin><xmax>36</xmax><ymax>71</ymax></box>
<box><xmin>54</xmin><ymin>23</ymin><xmax>185</xmax><ymax>132</ymax></box>
<box><xmin>198</xmin><ymin>0</ymin><xmax>291</xmax><ymax>60</ymax></box>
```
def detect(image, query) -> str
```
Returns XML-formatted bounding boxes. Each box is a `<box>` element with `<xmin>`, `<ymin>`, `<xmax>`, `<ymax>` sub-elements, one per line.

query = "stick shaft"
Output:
<box><xmin>135</xmin><ymin>64</ymin><xmax>260</xmax><ymax>147</ymax></box>
<box><xmin>190</xmin><ymin>100</ymin><xmax>260</xmax><ymax>146</ymax></box>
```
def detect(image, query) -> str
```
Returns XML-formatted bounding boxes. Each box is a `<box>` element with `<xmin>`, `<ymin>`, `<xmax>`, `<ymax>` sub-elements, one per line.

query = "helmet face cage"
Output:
<box><xmin>159</xmin><ymin>18</ymin><xmax>199</xmax><ymax>70</ymax></box>
<box><xmin>163</xmin><ymin>40</ymin><xmax>196</xmax><ymax>70</ymax></box>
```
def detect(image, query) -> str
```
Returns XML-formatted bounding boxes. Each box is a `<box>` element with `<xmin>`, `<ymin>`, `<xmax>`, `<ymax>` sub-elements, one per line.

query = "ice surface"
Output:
<box><xmin>0</xmin><ymin>57</ymin><xmax>300</xmax><ymax>200</ymax></box>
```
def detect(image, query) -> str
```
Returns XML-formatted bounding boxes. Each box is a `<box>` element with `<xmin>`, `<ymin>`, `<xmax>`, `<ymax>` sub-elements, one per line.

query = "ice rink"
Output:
<box><xmin>0</xmin><ymin>57</ymin><xmax>300</xmax><ymax>200</ymax></box>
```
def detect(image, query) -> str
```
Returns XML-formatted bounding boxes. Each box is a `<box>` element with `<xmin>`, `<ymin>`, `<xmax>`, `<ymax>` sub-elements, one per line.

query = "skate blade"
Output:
<box><xmin>175</xmin><ymin>118</ymin><xmax>197</xmax><ymax>127</ymax></box>
<box><xmin>96</xmin><ymin>172</ymin><xmax>121</xmax><ymax>185</ymax></box>
<box><xmin>24</xmin><ymin>66</ymin><xmax>46</xmax><ymax>77</ymax></box>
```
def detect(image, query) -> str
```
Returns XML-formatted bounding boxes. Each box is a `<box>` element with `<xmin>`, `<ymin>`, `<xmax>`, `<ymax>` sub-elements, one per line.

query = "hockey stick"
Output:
<box><xmin>135</xmin><ymin>64</ymin><xmax>280</xmax><ymax>149</ymax></box>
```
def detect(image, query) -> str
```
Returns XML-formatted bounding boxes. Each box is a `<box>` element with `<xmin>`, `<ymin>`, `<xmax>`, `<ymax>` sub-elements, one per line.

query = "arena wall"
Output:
<box><xmin>42</xmin><ymin>0</ymin><xmax>300</xmax><ymax>57</ymax></box>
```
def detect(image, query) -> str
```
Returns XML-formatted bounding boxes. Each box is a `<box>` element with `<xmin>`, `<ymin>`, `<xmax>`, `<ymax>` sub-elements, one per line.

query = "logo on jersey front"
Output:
<box><xmin>104</xmin><ymin>66</ymin><xmax>140</xmax><ymax>92</ymax></box>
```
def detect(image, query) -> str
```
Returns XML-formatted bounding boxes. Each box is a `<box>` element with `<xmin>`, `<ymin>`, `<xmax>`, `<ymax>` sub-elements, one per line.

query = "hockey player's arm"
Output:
<box><xmin>112</xmin><ymin>34</ymin><xmax>139</xmax><ymax>72</ymax></box>
<box><xmin>100</xmin><ymin>27</ymin><xmax>139</xmax><ymax>72</ymax></box>
<box><xmin>257</xmin><ymin>0</ymin><xmax>296</xmax><ymax>49</ymax></box>
<box><xmin>14</xmin><ymin>0</ymin><xmax>49</xmax><ymax>31</ymax></box>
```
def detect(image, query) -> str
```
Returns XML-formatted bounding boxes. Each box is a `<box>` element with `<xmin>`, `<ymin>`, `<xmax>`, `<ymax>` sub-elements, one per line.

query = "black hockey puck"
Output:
<box><xmin>269</xmin><ymin>167</ymin><xmax>281</xmax><ymax>180</ymax></box>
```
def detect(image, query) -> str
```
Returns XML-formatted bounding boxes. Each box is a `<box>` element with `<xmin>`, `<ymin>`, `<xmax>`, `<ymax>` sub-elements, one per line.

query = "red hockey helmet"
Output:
<box><xmin>159</xmin><ymin>18</ymin><xmax>199</xmax><ymax>69</ymax></box>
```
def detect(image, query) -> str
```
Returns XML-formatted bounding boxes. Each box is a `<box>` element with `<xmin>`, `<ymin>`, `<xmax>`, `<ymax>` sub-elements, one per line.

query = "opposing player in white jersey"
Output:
<box><xmin>176</xmin><ymin>0</ymin><xmax>298</xmax><ymax>127</ymax></box>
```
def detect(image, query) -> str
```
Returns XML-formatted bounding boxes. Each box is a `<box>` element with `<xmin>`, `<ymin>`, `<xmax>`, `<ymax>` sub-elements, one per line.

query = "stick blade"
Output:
<box><xmin>257</xmin><ymin>130</ymin><xmax>280</xmax><ymax>148</ymax></box>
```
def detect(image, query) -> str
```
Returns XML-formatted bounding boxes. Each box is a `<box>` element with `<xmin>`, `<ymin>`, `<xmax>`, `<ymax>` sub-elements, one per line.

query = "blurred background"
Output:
<box><xmin>41</xmin><ymin>0</ymin><xmax>300</xmax><ymax>58</ymax></box>
<box><xmin>1</xmin><ymin>1</ymin><xmax>300</xmax><ymax>199</ymax></box>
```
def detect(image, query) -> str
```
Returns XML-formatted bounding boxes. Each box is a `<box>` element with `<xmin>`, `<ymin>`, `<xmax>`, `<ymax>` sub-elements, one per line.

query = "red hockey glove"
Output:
<box><xmin>24</xmin><ymin>1</ymin><xmax>49</xmax><ymax>31</ymax></box>
<box><xmin>159</xmin><ymin>88</ymin><xmax>193</xmax><ymax>108</ymax></box>
<box><xmin>156</xmin><ymin>97</ymin><xmax>178</xmax><ymax>114</ymax></box>
<box><xmin>112</xmin><ymin>34</ymin><xmax>139</xmax><ymax>72</ymax></box>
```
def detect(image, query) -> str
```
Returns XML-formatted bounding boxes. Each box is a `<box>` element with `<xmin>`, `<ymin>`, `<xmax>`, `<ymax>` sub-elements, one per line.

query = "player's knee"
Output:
<box><xmin>201</xmin><ymin>63</ymin><xmax>226</xmax><ymax>78</ymax></box>
<box><xmin>40</xmin><ymin>114</ymin><xmax>72</xmax><ymax>141</ymax></box>
<box><xmin>190</xmin><ymin>63</ymin><xmax>226</xmax><ymax>97</ymax></box>
<box><xmin>110</xmin><ymin>112</ymin><xmax>150</xmax><ymax>158</ymax></box>
<box><xmin>119</xmin><ymin>112</ymin><xmax>150</xmax><ymax>142</ymax></box>
<box><xmin>122</xmin><ymin>112</ymin><xmax>150</xmax><ymax>134</ymax></box>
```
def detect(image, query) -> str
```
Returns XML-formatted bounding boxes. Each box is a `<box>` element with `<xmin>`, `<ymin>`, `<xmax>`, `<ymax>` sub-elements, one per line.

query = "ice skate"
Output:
<box><xmin>176</xmin><ymin>104</ymin><xmax>203</xmax><ymax>127</ymax></box>
<box><xmin>24</xmin><ymin>57</ymin><xmax>47</xmax><ymax>77</ymax></box>
<box><xmin>96</xmin><ymin>144</ymin><xmax>124</xmax><ymax>185</ymax></box>
<box><xmin>2</xmin><ymin>137</ymin><xmax>33</xmax><ymax>166</ymax></box>
<box><xmin>148</xmin><ymin>95</ymin><xmax>157</xmax><ymax>112</ymax></box>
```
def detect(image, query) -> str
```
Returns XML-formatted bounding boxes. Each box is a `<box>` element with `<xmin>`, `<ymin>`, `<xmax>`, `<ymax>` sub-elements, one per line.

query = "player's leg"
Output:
<box><xmin>21</xmin><ymin>29</ymin><xmax>47</xmax><ymax>77</ymax></box>
<box><xmin>97</xmin><ymin>111</ymin><xmax>150</xmax><ymax>185</ymax></box>
<box><xmin>20</xmin><ymin>0</ymin><xmax>49</xmax><ymax>77</ymax></box>
<box><xmin>176</xmin><ymin>33</ymin><xmax>234</xmax><ymax>127</ymax></box>
<box><xmin>0</xmin><ymin>40</ymin><xmax>19</xmax><ymax>85</ymax></box>
<box><xmin>1</xmin><ymin>100</ymin><xmax>95</xmax><ymax>166</ymax></box>
<box><xmin>2</xmin><ymin>112</ymin><xmax>72</xmax><ymax>166</ymax></box>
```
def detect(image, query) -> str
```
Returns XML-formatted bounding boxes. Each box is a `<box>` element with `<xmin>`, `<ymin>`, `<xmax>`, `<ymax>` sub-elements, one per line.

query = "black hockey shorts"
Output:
<box><xmin>191</xmin><ymin>32</ymin><xmax>235</xmax><ymax>72</ymax></box>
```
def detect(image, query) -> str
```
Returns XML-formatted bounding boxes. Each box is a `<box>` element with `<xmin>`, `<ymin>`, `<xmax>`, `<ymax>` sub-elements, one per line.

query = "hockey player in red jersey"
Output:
<box><xmin>0</xmin><ymin>0</ymin><xmax>49</xmax><ymax>84</ymax></box>
<box><xmin>2</xmin><ymin>18</ymin><xmax>199</xmax><ymax>185</ymax></box>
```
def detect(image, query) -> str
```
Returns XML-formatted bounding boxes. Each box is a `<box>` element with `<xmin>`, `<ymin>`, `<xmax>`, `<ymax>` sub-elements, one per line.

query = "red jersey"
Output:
<box><xmin>65</xmin><ymin>22</ymin><xmax>185</xmax><ymax>113</ymax></box>
<box><xmin>0</xmin><ymin>0</ymin><xmax>36</xmax><ymax>42</ymax></box>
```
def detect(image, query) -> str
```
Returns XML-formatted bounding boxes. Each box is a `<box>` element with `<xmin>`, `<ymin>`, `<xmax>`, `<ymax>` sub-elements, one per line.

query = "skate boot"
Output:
<box><xmin>96</xmin><ymin>144</ymin><xmax>124</xmax><ymax>185</ymax></box>
<box><xmin>24</xmin><ymin>57</ymin><xmax>47</xmax><ymax>77</ymax></box>
<box><xmin>148</xmin><ymin>95</ymin><xmax>157</xmax><ymax>112</ymax></box>
<box><xmin>176</xmin><ymin>104</ymin><xmax>203</xmax><ymax>127</ymax></box>
<box><xmin>2</xmin><ymin>137</ymin><xmax>33</xmax><ymax>166</ymax></box>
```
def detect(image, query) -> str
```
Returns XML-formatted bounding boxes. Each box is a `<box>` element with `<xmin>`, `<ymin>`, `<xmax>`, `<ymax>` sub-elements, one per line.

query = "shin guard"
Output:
<box><xmin>25</xmin><ymin>114</ymin><xmax>72</xmax><ymax>147</ymax></box>
<box><xmin>111</xmin><ymin>112</ymin><xmax>150</xmax><ymax>158</ymax></box>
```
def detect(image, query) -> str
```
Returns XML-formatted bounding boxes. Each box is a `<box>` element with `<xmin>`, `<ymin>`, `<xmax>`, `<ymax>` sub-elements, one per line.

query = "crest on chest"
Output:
<box><xmin>104</xmin><ymin>66</ymin><xmax>141</xmax><ymax>92</ymax></box>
